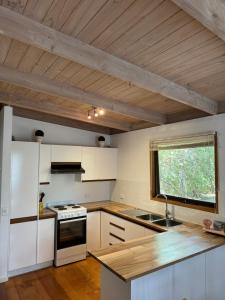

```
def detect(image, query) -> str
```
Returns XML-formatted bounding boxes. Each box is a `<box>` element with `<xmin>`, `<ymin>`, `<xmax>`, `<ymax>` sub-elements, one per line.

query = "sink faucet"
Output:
<box><xmin>156</xmin><ymin>194</ymin><xmax>172</xmax><ymax>220</ymax></box>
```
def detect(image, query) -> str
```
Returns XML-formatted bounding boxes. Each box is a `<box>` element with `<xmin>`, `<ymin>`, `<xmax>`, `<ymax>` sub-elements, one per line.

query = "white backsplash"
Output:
<box><xmin>40</xmin><ymin>174</ymin><xmax>114</xmax><ymax>207</ymax></box>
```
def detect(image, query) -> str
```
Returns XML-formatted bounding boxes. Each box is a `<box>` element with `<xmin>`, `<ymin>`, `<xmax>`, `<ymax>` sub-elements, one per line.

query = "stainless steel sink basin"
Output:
<box><xmin>137</xmin><ymin>214</ymin><xmax>162</xmax><ymax>221</ymax></box>
<box><xmin>120</xmin><ymin>209</ymin><xmax>153</xmax><ymax>218</ymax></box>
<box><xmin>153</xmin><ymin>219</ymin><xmax>182</xmax><ymax>227</ymax></box>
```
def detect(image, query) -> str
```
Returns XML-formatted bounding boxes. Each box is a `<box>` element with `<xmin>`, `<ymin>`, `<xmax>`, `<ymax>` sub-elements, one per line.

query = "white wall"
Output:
<box><xmin>41</xmin><ymin>175</ymin><xmax>114</xmax><ymax>207</ymax></box>
<box><xmin>13</xmin><ymin>116</ymin><xmax>110</xmax><ymax>146</ymax></box>
<box><xmin>111</xmin><ymin>113</ymin><xmax>225</xmax><ymax>225</ymax></box>
<box><xmin>0</xmin><ymin>107</ymin><xmax>12</xmax><ymax>282</ymax></box>
<box><xmin>12</xmin><ymin>116</ymin><xmax>113</xmax><ymax>205</ymax></box>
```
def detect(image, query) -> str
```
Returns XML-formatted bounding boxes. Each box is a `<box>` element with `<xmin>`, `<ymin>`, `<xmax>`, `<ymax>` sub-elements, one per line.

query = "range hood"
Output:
<box><xmin>51</xmin><ymin>162</ymin><xmax>85</xmax><ymax>174</ymax></box>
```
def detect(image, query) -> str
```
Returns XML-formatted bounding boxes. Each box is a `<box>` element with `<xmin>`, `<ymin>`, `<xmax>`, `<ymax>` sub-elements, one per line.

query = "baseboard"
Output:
<box><xmin>8</xmin><ymin>261</ymin><xmax>53</xmax><ymax>278</ymax></box>
<box><xmin>0</xmin><ymin>276</ymin><xmax>8</xmax><ymax>283</ymax></box>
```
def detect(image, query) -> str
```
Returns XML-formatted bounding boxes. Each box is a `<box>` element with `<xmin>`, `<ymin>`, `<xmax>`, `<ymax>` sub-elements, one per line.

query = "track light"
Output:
<box><xmin>87</xmin><ymin>111</ymin><xmax>92</xmax><ymax>119</ymax></box>
<box><xmin>87</xmin><ymin>107</ymin><xmax>105</xmax><ymax>119</ymax></box>
<box><xmin>99</xmin><ymin>109</ymin><xmax>104</xmax><ymax>115</ymax></box>
<box><xmin>93</xmin><ymin>108</ymin><xmax>98</xmax><ymax>117</ymax></box>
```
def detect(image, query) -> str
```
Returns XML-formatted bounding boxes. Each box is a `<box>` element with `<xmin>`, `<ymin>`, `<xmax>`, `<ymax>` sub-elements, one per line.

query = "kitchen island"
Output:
<box><xmin>87</xmin><ymin>202</ymin><xmax>225</xmax><ymax>300</ymax></box>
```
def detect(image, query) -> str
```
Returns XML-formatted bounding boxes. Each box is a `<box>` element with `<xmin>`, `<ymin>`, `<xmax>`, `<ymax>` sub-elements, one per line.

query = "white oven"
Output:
<box><xmin>50</xmin><ymin>204</ymin><xmax>87</xmax><ymax>266</ymax></box>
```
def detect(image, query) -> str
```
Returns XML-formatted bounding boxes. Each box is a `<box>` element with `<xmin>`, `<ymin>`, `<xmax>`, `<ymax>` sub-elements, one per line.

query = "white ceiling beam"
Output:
<box><xmin>0</xmin><ymin>6</ymin><xmax>218</xmax><ymax>115</ymax></box>
<box><xmin>0</xmin><ymin>91</ymin><xmax>131</xmax><ymax>132</ymax></box>
<box><xmin>172</xmin><ymin>0</ymin><xmax>225</xmax><ymax>43</ymax></box>
<box><xmin>0</xmin><ymin>64</ymin><xmax>165</xmax><ymax>125</ymax></box>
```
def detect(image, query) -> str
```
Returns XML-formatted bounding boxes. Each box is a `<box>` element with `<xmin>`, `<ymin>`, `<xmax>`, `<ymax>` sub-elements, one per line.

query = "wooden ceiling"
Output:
<box><xmin>0</xmin><ymin>0</ymin><xmax>224</xmax><ymax>133</ymax></box>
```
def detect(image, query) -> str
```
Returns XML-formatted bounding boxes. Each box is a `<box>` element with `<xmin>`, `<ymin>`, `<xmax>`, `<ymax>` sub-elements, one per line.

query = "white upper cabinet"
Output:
<box><xmin>82</xmin><ymin>147</ymin><xmax>97</xmax><ymax>181</ymax></box>
<box><xmin>96</xmin><ymin>148</ymin><xmax>117</xmax><ymax>180</ymax></box>
<box><xmin>11</xmin><ymin>142</ymin><xmax>39</xmax><ymax>218</ymax></box>
<box><xmin>51</xmin><ymin>145</ymin><xmax>82</xmax><ymax>162</ymax></box>
<box><xmin>82</xmin><ymin>147</ymin><xmax>118</xmax><ymax>181</ymax></box>
<box><xmin>39</xmin><ymin>144</ymin><xmax>51</xmax><ymax>184</ymax></box>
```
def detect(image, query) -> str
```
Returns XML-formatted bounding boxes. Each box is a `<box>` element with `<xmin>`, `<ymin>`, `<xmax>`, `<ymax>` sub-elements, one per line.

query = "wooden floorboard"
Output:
<box><xmin>0</xmin><ymin>257</ymin><xmax>100</xmax><ymax>300</ymax></box>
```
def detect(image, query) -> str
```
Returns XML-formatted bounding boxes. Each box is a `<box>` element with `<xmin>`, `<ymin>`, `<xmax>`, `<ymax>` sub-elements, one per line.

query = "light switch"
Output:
<box><xmin>1</xmin><ymin>207</ymin><xmax>8</xmax><ymax>216</ymax></box>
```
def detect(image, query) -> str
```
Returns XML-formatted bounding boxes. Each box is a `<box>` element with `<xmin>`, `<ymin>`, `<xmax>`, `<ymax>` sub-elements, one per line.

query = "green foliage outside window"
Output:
<box><xmin>158</xmin><ymin>146</ymin><xmax>215</xmax><ymax>203</ymax></box>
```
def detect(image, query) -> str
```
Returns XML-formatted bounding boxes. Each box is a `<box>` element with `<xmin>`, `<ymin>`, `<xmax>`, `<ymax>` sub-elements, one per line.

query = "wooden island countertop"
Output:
<box><xmin>83</xmin><ymin>201</ymin><xmax>225</xmax><ymax>281</ymax></box>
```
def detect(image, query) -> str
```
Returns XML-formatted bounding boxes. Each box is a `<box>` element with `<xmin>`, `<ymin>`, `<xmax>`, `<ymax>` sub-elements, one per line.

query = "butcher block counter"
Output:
<box><xmin>84</xmin><ymin>201</ymin><xmax>225</xmax><ymax>300</ymax></box>
<box><xmin>84</xmin><ymin>201</ymin><xmax>225</xmax><ymax>281</ymax></box>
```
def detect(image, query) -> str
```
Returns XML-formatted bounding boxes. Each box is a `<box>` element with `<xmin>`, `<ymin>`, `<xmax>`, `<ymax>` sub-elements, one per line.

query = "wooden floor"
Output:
<box><xmin>0</xmin><ymin>257</ymin><xmax>100</xmax><ymax>300</ymax></box>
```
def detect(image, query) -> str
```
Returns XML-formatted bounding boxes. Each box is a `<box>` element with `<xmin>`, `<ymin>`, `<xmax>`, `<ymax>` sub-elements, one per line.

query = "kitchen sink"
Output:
<box><xmin>153</xmin><ymin>218</ymin><xmax>182</xmax><ymax>227</ymax></box>
<box><xmin>120</xmin><ymin>209</ymin><xmax>153</xmax><ymax>218</ymax></box>
<box><xmin>137</xmin><ymin>213</ymin><xmax>162</xmax><ymax>221</ymax></box>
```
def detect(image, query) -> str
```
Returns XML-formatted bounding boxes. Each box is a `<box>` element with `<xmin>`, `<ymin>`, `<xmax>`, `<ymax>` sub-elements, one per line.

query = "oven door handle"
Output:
<box><xmin>60</xmin><ymin>217</ymin><xmax>86</xmax><ymax>224</ymax></box>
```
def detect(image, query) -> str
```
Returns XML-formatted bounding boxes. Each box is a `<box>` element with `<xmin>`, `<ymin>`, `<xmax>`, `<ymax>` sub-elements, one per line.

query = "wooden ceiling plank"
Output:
<box><xmin>0</xmin><ymin>64</ymin><xmax>166</xmax><ymax>125</ymax></box>
<box><xmin>3</xmin><ymin>39</ymin><xmax>28</xmax><ymax>69</ymax></box>
<box><xmin>0</xmin><ymin>34</ymin><xmax>11</xmax><ymax>64</ymax></box>
<box><xmin>0</xmin><ymin>90</ymin><xmax>131</xmax><ymax>132</ymax></box>
<box><xmin>0</xmin><ymin>6</ymin><xmax>218</xmax><ymax>114</ymax></box>
<box><xmin>172</xmin><ymin>0</ymin><xmax>225</xmax><ymax>43</ymax></box>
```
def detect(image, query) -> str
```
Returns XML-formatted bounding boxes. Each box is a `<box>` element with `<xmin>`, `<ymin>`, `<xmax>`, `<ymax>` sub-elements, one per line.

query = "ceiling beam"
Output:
<box><xmin>0</xmin><ymin>64</ymin><xmax>165</xmax><ymax>125</ymax></box>
<box><xmin>172</xmin><ymin>0</ymin><xmax>225</xmax><ymax>43</ymax></box>
<box><xmin>0</xmin><ymin>91</ymin><xmax>131</xmax><ymax>132</ymax></box>
<box><xmin>0</xmin><ymin>6</ymin><xmax>218</xmax><ymax>115</ymax></box>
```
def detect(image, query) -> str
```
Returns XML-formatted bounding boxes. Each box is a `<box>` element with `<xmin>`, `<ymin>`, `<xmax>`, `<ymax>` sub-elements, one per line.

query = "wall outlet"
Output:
<box><xmin>119</xmin><ymin>194</ymin><xmax>125</xmax><ymax>200</ymax></box>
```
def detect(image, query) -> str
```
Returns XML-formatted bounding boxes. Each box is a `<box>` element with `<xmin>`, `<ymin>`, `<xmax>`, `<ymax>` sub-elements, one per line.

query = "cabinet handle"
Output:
<box><xmin>109</xmin><ymin>232</ymin><xmax>125</xmax><ymax>242</ymax></box>
<box><xmin>109</xmin><ymin>243</ymin><xmax>113</xmax><ymax>246</ymax></box>
<box><xmin>109</xmin><ymin>222</ymin><xmax>125</xmax><ymax>231</ymax></box>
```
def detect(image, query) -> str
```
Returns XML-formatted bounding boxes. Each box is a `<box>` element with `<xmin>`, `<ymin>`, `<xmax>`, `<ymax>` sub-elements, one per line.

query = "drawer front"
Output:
<box><xmin>108</xmin><ymin>214</ymin><xmax>126</xmax><ymax>228</ymax></box>
<box><xmin>109</xmin><ymin>232</ymin><xmax>125</xmax><ymax>246</ymax></box>
<box><xmin>109</xmin><ymin>220</ymin><xmax>126</xmax><ymax>239</ymax></box>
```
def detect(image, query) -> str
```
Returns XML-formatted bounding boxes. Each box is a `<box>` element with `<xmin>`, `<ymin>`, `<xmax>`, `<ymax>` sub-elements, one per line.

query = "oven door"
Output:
<box><xmin>57</xmin><ymin>217</ymin><xmax>86</xmax><ymax>250</ymax></box>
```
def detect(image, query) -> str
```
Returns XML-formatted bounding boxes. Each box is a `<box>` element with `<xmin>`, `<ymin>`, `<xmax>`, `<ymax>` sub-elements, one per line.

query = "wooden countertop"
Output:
<box><xmin>39</xmin><ymin>208</ymin><xmax>56</xmax><ymax>220</ymax></box>
<box><xmin>84</xmin><ymin>201</ymin><xmax>225</xmax><ymax>282</ymax></box>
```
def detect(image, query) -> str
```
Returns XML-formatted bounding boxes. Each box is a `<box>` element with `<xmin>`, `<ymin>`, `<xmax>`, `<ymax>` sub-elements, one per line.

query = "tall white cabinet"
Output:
<box><xmin>9</xmin><ymin>141</ymin><xmax>55</xmax><ymax>273</ymax></box>
<box><xmin>11</xmin><ymin>141</ymin><xmax>39</xmax><ymax>219</ymax></box>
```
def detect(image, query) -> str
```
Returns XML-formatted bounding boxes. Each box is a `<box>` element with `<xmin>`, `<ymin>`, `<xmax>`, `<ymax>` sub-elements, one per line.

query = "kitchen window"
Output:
<box><xmin>150</xmin><ymin>133</ymin><xmax>218</xmax><ymax>213</ymax></box>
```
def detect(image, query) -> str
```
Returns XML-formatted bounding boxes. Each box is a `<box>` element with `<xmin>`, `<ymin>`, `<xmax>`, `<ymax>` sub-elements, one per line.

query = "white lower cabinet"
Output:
<box><xmin>173</xmin><ymin>254</ymin><xmax>206</xmax><ymax>300</ymax></box>
<box><xmin>206</xmin><ymin>245</ymin><xmax>225</xmax><ymax>300</ymax></box>
<box><xmin>9</xmin><ymin>221</ymin><xmax>37</xmax><ymax>271</ymax></box>
<box><xmin>100</xmin><ymin>212</ymin><xmax>157</xmax><ymax>248</ymax></box>
<box><xmin>37</xmin><ymin>219</ymin><xmax>55</xmax><ymax>264</ymax></box>
<box><xmin>87</xmin><ymin>212</ymin><xmax>101</xmax><ymax>251</ymax></box>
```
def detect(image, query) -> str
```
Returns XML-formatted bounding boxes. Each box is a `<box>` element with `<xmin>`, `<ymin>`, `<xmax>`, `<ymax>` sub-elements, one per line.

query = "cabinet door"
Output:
<box><xmin>39</xmin><ymin>144</ymin><xmax>51</xmax><ymax>184</ymax></box>
<box><xmin>37</xmin><ymin>218</ymin><xmax>55</xmax><ymax>264</ymax></box>
<box><xmin>206</xmin><ymin>245</ymin><xmax>225</xmax><ymax>300</ymax></box>
<box><xmin>96</xmin><ymin>148</ymin><xmax>117</xmax><ymax>180</ymax></box>
<box><xmin>125</xmin><ymin>222</ymin><xmax>146</xmax><ymax>241</ymax></box>
<box><xmin>87</xmin><ymin>212</ymin><xmax>101</xmax><ymax>251</ymax></box>
<box><xmin>82</xmin><ymin>147</ymin><xmax>118</xmax><ymax>181</ymax></box>
<box><xmin>173</xmin><ymin>254</ymin><xmax>206</xmax><ymax>300</ymax></box>
<box><xmin>11</xmin><ymin>142</ymin><xmax>39</xmax><ymax>218</ymax></box>
<box><xmin>51</xmin><ymin>145</ymin><xmax>82</xmax><ymax>162</ymax></box>
<box><xmin>101</xmin><ymin>212</ymin><xmax>111</xmax><ymax>248</ymax></box>
<box><xmin>9</xmin><ymin>221</ymin><xmax>37</xmax><ymax>271</ymax></box>
<box><xmin>132</xmin><ymin>265</ymin><xmax>173</xmax><ymax>300</ymax></box>
<box><xmin>82</xmin><ymin>147</ymin><xmax>96</xmax><ymax>181</ymax></box>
